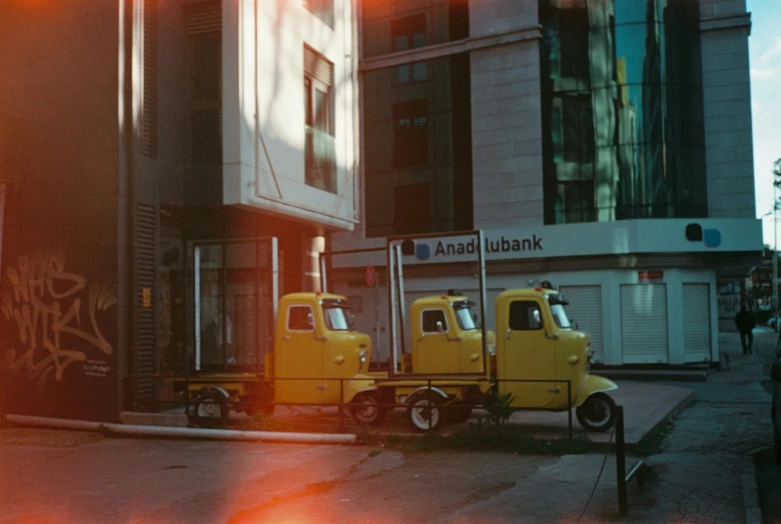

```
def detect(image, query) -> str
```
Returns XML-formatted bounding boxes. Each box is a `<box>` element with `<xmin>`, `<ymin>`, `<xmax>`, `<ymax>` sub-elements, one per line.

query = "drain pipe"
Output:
<box><xmin>5</xmin><ymin>415</ymin><xmax>357</xmax><ymax>445</ymax></box>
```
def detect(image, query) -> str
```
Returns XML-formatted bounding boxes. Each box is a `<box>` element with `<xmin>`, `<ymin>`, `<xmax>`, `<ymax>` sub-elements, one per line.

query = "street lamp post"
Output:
<box><xmin>773</xmin><ymin>159</ymin><xmax>781</xmax><ymax>331</ymax></box>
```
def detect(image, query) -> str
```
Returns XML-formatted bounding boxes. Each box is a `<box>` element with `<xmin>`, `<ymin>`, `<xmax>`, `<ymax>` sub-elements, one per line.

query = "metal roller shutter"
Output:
<box><xmin>620</xmin><ymin>284</ymin><xmax>669</xmax><ymax>364</ymax></box>
<box><xmin>559</xmin><ymin>285</ymin><xmax>604</xmax><ymax>363</ymax></box>
<box><xmin>683</xmin><ymin>283</ymin><xmax>711</xmax><ymax>362</ymax></box>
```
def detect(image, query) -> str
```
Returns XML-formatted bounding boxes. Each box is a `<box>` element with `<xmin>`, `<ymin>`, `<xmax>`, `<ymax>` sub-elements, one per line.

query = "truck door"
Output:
<box><xmin>415</xmin><ymin>308</ymin><xmax>459</xmax><ymax>374</ymax></box>
<box><xmin>275</xmin><ymin>303</ymin><xmax>324</xmax><ymax>405</ymax></box>
<box><xmin>499</xmin><ymin>299</ymin><xmax>556</xmax><ymax>408</ymax></box>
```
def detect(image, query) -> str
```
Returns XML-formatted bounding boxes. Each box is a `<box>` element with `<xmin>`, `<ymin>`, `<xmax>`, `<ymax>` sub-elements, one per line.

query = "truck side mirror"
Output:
<box><xmin>771</xmin><ymin>362</ymin><xmax>781</xmax><ymax>383</ymax></box>
<box><xmin>307</xmin><ymin>312</ymin><xmax>315</xmax><ymax>330</ymax></box>
<box><xmin>436</xmin><ymin>321</ymin><xmax>445</xmax><ymax>334</ymax></box>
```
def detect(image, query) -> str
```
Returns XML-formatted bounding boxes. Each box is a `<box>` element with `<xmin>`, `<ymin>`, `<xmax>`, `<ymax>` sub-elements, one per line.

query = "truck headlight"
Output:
<box><xmin>358</xmin><ymin>350</ymin><xmax>368</xmax><ymax>372</ymax></box>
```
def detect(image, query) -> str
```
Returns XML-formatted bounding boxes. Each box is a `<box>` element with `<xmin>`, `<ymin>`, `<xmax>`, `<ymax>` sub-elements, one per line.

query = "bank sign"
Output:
<box><xmin>415</xmin><ymin>234</ymin><xmax>543</xmax><ymax>261</ymax></box>
<box><xmin>329</xmin><ymin>218</ymin><xmax>762</xmax><ymax>268</ymax></box>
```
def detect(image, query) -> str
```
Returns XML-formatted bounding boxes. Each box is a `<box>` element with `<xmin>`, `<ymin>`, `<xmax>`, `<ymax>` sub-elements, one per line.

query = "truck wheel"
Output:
<box><xmin>575</xmin><ymin>392</ymin><xmax>616</xmax><ymax>432</ymax></box>
<box><xmin>349</xmin><ymin>392</ymin><xmax>386</xmax><ymax>426</ymax></box>
<box><xmin>447</xmin><ymin>403</ymin><xmax>473</xmax><ymax>424</ymax></box>
<box><xmin>407</xmin><ymin>392</ymin><xmax>445</xmax><ymax>432</ymax></box>
<box><xmin>192</xmin><ymin>392</ymin><xmax>228</xmax><ymax>426</ymax></box>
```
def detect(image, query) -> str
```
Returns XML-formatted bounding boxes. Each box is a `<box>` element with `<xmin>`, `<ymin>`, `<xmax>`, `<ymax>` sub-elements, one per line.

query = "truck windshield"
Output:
<box><xmin>549</xmin><ymin>304</ymin><xmax>572</xmax><ymax>329</ymax></box>
<box><xmin>453</xmin><ymin>302</ymin><xmax>477</xmax><ymax>330</ymax></box>
<box><xmin>323</xmin><ymin>306</ymin><xmax>351</xmax><ymax>331</ymax></box>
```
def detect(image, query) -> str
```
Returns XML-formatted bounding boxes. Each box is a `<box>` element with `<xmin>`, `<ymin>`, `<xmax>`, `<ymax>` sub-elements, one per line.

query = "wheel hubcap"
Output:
<box><xmin>198</xmin><ymin>401</ymin><xmax>221</xmax><ymax>419</ymax></box>
<box><xmin>354</xmin><ymin>397</ymin><xmax>377</xmax><ymax>421</ymax></box>
<box><xmin>411</xmin><ymin>400</ymin><xmax>439</xmax><ymax>429</ymax></box>
<box><xmin>584</xmin><ymin>398</ymin><xmax>610</xmax><ymax>426</ymax></box>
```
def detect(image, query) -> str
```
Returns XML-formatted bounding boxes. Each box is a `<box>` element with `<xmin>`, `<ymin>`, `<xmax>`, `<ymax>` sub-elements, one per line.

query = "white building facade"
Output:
<box><xmin>329</xmin><ymin>0</ymin><xmax>760</xmax><ymax>367</ymax></box>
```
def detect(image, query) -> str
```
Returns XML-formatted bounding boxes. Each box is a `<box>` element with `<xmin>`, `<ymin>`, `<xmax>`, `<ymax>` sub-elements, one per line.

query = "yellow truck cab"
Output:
<box><xmin>494</xmin><ymin>286</ymin><xmax>618</xmax><ymax>431</ymax></box>
<box><xmin>403</xmin><ymin>293</ymin><xmax>496</xmax><ymax>375</ymax></box>
<box><xmin>269</xmin><ymin>292</ymin><xmax>381</xmax><ymax>423</ymax></box>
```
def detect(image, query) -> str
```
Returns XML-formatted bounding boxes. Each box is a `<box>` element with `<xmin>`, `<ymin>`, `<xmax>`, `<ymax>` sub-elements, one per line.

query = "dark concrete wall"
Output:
<box><xmin>0</xmin><ymin>0</ymin><xmax>121</xmax><ymax>421</ymax></box>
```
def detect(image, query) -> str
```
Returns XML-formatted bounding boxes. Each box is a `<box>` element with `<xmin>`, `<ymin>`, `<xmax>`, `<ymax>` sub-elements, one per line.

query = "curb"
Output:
<box><xmin>595</xmin><ymin>391</ymin><xmax>695</xmax><ymax>452</ymax></box>
<box><xmin>5</xmin><ymin>414</ymin><xmax>357</xmax><ymax>445</ymax></box>
<box><xmin>743</xmin><ymin>456</ymin><xmax>762</xmax><ymax>524</ymax></box>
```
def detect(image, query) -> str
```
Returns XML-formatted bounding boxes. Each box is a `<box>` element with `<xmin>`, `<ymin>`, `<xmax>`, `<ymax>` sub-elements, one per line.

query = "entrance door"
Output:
<box><xmin>275</xmin><ymin>303</ymin><xmax>324</xmax><ymax>404</ymax></box>
<box><xmin>192</xmin><ymin>238</ymin><xmax>278</xmax><ymax>373</ymax></box>
<box><xmin>500</xmin><ymin>299</ymin><xmax>557</xmax><ymax>408</ymax></box>
<box><xmin>416</xmin><ymin>307</ymin><xmax>459</xmax><ymax>374</ymax></box>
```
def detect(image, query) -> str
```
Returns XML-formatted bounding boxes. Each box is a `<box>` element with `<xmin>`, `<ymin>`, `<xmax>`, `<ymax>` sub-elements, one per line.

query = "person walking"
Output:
<box><xmin>734</xmin><ymin>305</ymin><xmax>756</xmax><ymax>355</ymax></box>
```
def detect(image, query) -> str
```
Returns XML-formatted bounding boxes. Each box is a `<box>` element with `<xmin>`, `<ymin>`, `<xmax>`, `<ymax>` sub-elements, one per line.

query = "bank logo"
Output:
<box><xmin>686</xmin><ymin>223</ymin><xmax>721</xmax><ymax>248</ymax></box>
<box><xmin>415</xmin><ymin>243</ymin><xmax>431</xmax><ymax>261</ymax></box>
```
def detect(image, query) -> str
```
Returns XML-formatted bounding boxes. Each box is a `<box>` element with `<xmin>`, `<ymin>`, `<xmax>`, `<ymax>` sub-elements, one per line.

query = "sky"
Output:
<box><xmin>748</xmin><ymin>0</ymin><xmax>781</xmax><ymax>246</ymax></box>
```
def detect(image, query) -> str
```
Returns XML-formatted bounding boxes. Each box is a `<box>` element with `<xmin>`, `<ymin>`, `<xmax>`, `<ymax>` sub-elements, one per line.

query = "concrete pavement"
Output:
<box><xmin>1</xmin><ymin>330</ymin><xmax>776</xmax><ymax>523</ymax></box>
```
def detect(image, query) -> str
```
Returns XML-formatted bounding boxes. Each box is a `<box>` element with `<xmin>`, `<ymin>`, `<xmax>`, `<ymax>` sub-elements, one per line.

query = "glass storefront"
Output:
<box><xmin>539</xmin><ymin>0</ymin><xmax>707</xmax><ymax>224</ymax></box>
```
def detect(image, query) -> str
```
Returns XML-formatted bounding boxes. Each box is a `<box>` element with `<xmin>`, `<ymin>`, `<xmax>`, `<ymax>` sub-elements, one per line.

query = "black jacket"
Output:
<box><xmin>734</xmin><ymin>310</ymin><xmax>755</xmax><ymax>332</ymax></box>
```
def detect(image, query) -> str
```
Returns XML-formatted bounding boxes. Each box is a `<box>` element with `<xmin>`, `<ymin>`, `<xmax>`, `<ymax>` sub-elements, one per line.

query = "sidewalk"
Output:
<box><xmin>3</xmin><ymin>334</ymin><xmax>771</xmax><ymax>524</ymax></box>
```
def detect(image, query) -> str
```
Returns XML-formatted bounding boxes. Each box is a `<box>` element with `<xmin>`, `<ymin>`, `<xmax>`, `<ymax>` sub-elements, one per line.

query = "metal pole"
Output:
<box><xmin>476</xmin><ymin>230</ymin><xmax>488</xmax><ymax>376</ymax></box>
<box><xmin>375</xmin><ymin>276</ymin><xmax>381</xmax><ymax>364</ymax></box>
<box><xmin>774</xmin><ymin>181</ymin><xmax>778</xmax><ymax>330</ymax></box>
<box><xmin>339</xmin><ymin>379</ymin><xmax>344</xmax><ymax>432</ymax></box>
<box><xmin>616</xmin><ymin>406</ymin><xmax>628</xmax><ymax>516</ymax></box>
<box><xmin>567</xmin><ymin>380</ymin><xmax>572</xmax><ymax>439</ymax></box>
<box><xmin>319</xmin><ymin>252</ymin><xmax>328</xmax><ymax>293</ymax></box>
<box><xmin>395</xmin><ymin>244</ymin><xmax>407</xmax><ymax>360</ymax></box>
<box><xmin>388</xmin><ymin>241</ymin><xmax>398</xmax><ymax>375</ymax></box>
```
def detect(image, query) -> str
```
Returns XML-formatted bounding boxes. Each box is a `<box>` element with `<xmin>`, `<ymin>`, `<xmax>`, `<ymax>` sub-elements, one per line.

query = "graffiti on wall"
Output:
<box><xmin>0</xmin><ymin>255</ymin><xmax>116</xmax><ymax>386</ymax></box>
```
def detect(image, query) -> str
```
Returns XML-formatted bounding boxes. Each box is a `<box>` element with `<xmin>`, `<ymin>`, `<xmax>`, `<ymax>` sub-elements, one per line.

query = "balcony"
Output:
<box><xmin>305</xmin><ymin>126</ymin><xmax>337</xmax><ymax>194</ymax></box>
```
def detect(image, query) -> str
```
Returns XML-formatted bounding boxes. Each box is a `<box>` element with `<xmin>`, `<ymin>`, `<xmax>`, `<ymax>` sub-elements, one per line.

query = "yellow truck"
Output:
<box><xmin>180</xmin><ymin>291</ymin><xmax>382</xmax><ymax>426</ymax></box>
<box><xmin>367</xmin><ymin>287</ymin><xmax>617</xmax><ymax>432</ymax></box>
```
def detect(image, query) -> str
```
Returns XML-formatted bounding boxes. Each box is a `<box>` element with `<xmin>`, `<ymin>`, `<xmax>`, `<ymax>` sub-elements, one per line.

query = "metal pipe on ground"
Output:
<box><xmin>5</xmin><ymin>414</ymin><xmax>357</xmax><ymax>445</ymax></box>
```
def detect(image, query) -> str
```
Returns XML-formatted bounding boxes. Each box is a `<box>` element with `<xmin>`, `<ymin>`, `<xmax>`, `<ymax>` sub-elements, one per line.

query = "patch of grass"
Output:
<box><xmin>358</xmin><ymin>422</ymin><xmax>597</xmax><ymax>455</ymax></box>
<box><xmin>248</xmin><ymin>412</ymin><xmax>294</xmax><ymax>432</ymax></box>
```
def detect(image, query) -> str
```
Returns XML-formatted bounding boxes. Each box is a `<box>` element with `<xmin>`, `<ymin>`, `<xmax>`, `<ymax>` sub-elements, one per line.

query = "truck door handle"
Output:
<box><xmin>315</xmin><ymin>385</ymin><xmax>327</xmax><ymax>391</ymax></box>
<box><xmin>505</xmin><ymin>328</ymin><xmax>511</xmax><ymax>340</ymax></box>
<box><xmin>282</xmin><ymin>335</ymin><xmax>291</xmax><ymax>341</ymax></box>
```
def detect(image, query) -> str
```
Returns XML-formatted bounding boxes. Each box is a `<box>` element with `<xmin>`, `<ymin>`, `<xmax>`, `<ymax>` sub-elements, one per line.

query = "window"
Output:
<box><xmin>303</xmin><ymin>0</ymin><xmax>334</xmax><ymax>28</ymax></box>
<box><xmin>288</xmin><ymin>305</ymin><xmax>314</xmax><ymax>331</ymax></box>
<box><xmin>323</xmin><ymin>306</ymin><xmax>350</xmax><ymax>331</ymax></box>
<box><xmin>422</xmin><ymin>309</ymin><xmax>448</xmax><ymax>333</ymax></box>
<box><xmin>552</xmin><ymin>95</ymin><xmax>594</xmax><ymax>164</ymax></box>
<box><xmin>509</xmin><ymin>301</ymin><xmax>543</xmax><ymax>331</ymax></box>
<box><xmin>557</xmin><ymin>8</ymin><xmax>590</xmax><ymax>81</ymax></box>
<box><xmin>392</xmin><ymin>14</ymin><xmax>427</xmax><ymax>83</ymax></box>
<box><xmin>454</xmin><ymin>305</ymin><xmax>477</xmax><ymax>330</ymax></box>
<box><xmin>304</xmin><ymin>45</ymin><xmax>337</xmax><ymax>193</ymax></box>
<box><xmin>393</xmin><ymin>99</ymin><xmax>428</xmax><ymax>168</ymax></box>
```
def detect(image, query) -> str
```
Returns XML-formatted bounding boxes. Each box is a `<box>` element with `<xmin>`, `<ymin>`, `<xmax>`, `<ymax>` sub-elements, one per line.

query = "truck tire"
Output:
<box><xmin>349</xmin><ymin>392</ymin><xmax>386</xmax><ymax>426</ymax></box>
<box><xmin>407</xmin><ymin>392</ymin><xmax>445</xmax><ymax>432</ymax></box>
<box><xmin>575</xmin><ymin>392</ymin><xmax>616</xmax><ymax>432</ymax></box>
<box><xmin>191</xmin><ymin>392</ymin><xmax>229</xmax><ymax>426</ymax></box>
